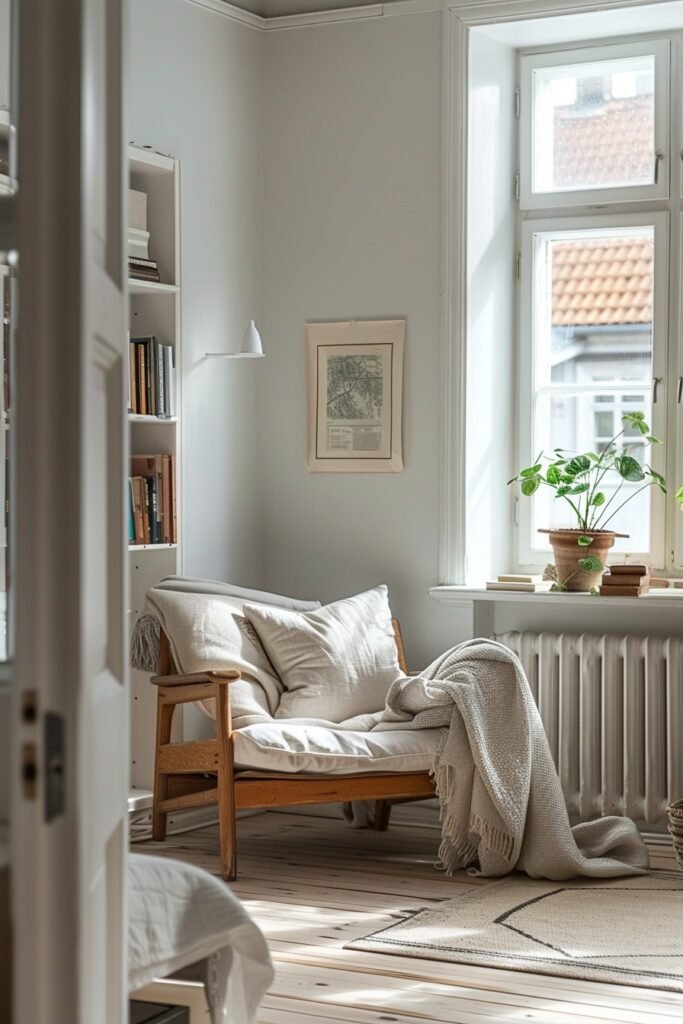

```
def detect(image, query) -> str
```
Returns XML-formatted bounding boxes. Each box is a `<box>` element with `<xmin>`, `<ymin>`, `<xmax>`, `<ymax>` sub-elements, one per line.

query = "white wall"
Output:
<box><xmin>129</xmin><ymin>0</ymin><xmax>265</xmax><ymax>587</ymax></box>
<box><xmin>259</xmin><ymin>12</ymin><xmax>466</xmax><ymax>669</ymax></box>
<box><xmin>258</xmin><ymin>10</ymin><xmax>683</xmax><ymax>660</ymax></box>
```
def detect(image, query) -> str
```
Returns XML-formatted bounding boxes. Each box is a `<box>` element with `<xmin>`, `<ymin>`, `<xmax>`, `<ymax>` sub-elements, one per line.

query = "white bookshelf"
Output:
<box><xmin>128</xmin><ymin>145</ymin><xmax>182</xmax><ymax>803</ymax></box>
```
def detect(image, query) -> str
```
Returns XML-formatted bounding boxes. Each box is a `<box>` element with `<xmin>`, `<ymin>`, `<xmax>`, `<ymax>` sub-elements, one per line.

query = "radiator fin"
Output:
<box><xmin>497</xmin><ymin>630</ymin><xmax>683</xmax><ymax>829</ymax></box>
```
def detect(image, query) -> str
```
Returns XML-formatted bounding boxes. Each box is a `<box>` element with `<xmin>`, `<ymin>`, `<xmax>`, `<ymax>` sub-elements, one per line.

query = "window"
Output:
<box><xmin>517</xmin><ymin>37</ymin><xmax>679</xmax><ymax>571</ymax></box>
<box><xmin>520</xmin><ymin>40</ymin><xmax>669</xmax><ymax>208</ymax></box>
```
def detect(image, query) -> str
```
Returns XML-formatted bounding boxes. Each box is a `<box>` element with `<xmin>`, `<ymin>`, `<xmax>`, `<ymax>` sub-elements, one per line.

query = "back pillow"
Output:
<box><xmin>243</xmin><ymin>585</ymin><xmax>401</xmax><ymax>723</ymax></box>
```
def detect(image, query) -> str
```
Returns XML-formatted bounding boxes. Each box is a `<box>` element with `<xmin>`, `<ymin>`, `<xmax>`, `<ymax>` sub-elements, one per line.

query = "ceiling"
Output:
<box><xmin>231</xmin><ymin>0</ymin><xmax>390</xmax><ymax>15</ymax></box>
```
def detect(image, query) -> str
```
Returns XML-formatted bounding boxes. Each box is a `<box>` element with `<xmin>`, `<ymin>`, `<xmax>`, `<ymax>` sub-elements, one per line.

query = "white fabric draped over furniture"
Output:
<box><xmin>128</xmin><ymin>854</ymin><xmax>273</xmax><ymax>1024</ymax></box>
<box><xmin>132</xmin><ymin>577</ymin><xmax>649</xmax><ymax>882</ymax></box>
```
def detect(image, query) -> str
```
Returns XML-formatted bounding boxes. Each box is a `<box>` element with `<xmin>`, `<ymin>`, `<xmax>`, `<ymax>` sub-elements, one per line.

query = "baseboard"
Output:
<box><xmin>130</xmin><ymin>804</ymin><xmax>263</xmax><ymax>843</ymax></box>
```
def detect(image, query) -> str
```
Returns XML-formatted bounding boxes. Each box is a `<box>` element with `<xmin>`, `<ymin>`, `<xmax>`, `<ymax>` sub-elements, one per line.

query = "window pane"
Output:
<box><xmin>532</xmin><ymin>55</ymin><xmax>655</xmax><ymax>193</ymax></box>
<box><xmin>533</xmin><ymin>393</ymin><xmax>652</xmax><ymax>553</ymax></box>
<box><xmin>540</xmin><ymin>229</ymin><xmax>654</xmax><ymax>385</ymax></box>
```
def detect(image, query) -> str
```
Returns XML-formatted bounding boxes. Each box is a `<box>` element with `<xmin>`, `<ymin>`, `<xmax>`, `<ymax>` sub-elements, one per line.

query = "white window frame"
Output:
<box><xmin>519</xmin><ymin>38</ymin><xmax>670</xmax><ymax>210</ymax></box>
<box><xmin>517</xmin><ymin>211</ymin><xmax>670</xmax><ymax>570</ymax></box>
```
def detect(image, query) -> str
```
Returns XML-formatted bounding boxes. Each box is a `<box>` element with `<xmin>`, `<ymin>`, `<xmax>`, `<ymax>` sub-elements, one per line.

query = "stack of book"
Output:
<box><xmin>128</xmin><ymin>256</ymin><xmax>160</xmax><ymax>283</ymax></box>
<box><xmin>128</xmin><ymin>335</ymin><xmax>175</xmax><ymax>417</ymax></box>
<box><xmin>600</xmin><ymin>565</ymin><xmax>649</xmax><ymax>597</ymax></box>
<box><xmin>486</xmin><ymin>574</ymin><xmax>554</xmax><ymax>593</ymax></box>
<box><xmin>129</xmin><ymin>454</ymin><xmax>177</xmax><ymax>545</ymax></box>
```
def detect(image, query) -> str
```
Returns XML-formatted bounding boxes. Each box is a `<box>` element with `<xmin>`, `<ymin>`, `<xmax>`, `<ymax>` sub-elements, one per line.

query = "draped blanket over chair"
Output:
<box><xmin>132</xmin><ymin>577</ymin><xmax>648</xmax><ymax>883</ymax></box>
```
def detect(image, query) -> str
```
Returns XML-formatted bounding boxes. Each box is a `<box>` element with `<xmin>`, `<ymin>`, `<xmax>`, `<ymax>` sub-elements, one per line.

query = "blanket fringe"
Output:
<box><xmin>469</xmin><ymin>812</ymin><xmax>516</xmax><ymax>864</ymax></box>
<box><xmin>130</xmin><ymin>614</ymin><xmax>161</xmax><ymax>673</ymax></box>
<box><xmin>430</xmin><ymin>759</ymin><xmax>516</xmax><ymax>874</ymax></box>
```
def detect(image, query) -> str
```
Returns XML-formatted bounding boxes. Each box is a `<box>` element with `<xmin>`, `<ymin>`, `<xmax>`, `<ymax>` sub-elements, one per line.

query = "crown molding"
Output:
<box><xmin>186</xmin><ymin>0</ymin><xmax>445</xmax><ymax>31</ymax></box>
<box><xmin>263</xmin><ymin>4</ymin><xmax>382</xmax><ymax>30</ymax></box>
<box><xmin>186</xmin><ymin>0</ymin><xmax>266</xmax><ymax>29</ymax></box>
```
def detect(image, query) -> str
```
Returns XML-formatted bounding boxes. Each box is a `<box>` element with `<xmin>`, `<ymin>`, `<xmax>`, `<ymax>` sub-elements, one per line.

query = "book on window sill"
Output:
<box><xmin>599</xmin><ymin>583</ymin><xmax>650</xmax><ymax>597</ymax></box>
<box><xmin>485</xmin><ymin>580</ymin><xmax>555</xmax><ymax>593</ymax></box>
<box><xmin>605</xmin><ymin>563</ymin><xmax>649</xmax><ymax>577</ymax></box>
<box><xmin>496</xmin><ymin>573</ymin><xmax>545</xmax><ymax>585</ymax></box>
<box><xmin>602</xmin><ymin>573</ymin><xmax>650</xmax><ymax>588</ymax></box>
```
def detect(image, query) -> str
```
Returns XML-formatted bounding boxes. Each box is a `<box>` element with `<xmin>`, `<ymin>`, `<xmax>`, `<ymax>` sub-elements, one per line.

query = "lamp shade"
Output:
<box><xmin>237</xmin><ymin>320</ymin><xmax>264</xmax><ymax>358</ymax></box>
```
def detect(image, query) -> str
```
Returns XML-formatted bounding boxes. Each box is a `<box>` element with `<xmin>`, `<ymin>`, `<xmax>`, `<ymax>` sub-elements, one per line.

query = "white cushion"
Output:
<box><xmin>244</xmin><ymin>585</ymin><xmax>401</xmax><ymax>722</ymax></box>
<box><xmin>233</xmin><ymin>722</ymin><xmax>443</xmax><ymax>775</ymax></box>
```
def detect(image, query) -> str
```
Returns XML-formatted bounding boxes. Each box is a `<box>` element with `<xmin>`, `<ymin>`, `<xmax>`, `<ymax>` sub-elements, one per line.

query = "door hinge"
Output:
<box><xmin>514</xmin><ymin>171</ymin><xmax>520</xmax><ymax>201</ymax></box>
<box><xmin>514</xmin><ymin>86</ymin><xmax>521</xmax><ymax>119</ymax></box>
<box><xmin>515</xmin><ymin>252</ymin><xmax>521</xmax><ymax>281</ymax></box>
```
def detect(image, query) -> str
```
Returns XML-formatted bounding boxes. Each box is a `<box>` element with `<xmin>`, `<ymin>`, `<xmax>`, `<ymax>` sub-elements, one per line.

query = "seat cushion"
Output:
<box><xmin>233</xmin><ymin>722</ymin><xmax>443</xmax><ymax>775</ymax></box>
<box><xmin>244</xmin><ymin>585</ymin><xmax>402</xmax><ymax>722</ymax></box>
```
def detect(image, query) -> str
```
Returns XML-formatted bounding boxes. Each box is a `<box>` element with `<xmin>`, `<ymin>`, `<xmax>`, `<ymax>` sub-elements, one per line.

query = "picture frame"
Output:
<box><xmin>306</xmin><ymin>319</ymin><xmax>405</xmax><ymax>473</ymax></box>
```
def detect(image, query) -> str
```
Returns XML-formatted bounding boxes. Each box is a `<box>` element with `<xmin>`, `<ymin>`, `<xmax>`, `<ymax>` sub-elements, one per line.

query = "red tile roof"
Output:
<box><xmin>552</xmin><ymin>236</ymin><xmax>653</xmax><ymax>327</ymax></box>
<box><xmin>553</xmin><ymin>95</ymin><xmax>652</xmax><ymax>189</ymax></box>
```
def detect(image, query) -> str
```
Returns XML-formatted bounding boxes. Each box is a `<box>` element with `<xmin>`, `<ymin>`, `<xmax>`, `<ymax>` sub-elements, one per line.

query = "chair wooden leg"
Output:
<box><xmin>215</xmin><ymin>682</ymin><xmax>237</xmax><ymax>881</ymax></box>
<box><xmin>152</xmin><ymin>697</ymin><xmax>175</xmax><ymax>841</ymax></box>
<box><xmin>374</xmin><ymin>800</ymin><xmax>392</xmax><ymax>831</ymax></box>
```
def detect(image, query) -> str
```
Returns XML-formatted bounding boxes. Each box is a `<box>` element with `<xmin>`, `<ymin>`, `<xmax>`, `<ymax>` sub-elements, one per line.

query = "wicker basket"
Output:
<box><xmin>667</xmin><ymin>798</ymin><xmax>683</xmax><ymax>869</ymax></box>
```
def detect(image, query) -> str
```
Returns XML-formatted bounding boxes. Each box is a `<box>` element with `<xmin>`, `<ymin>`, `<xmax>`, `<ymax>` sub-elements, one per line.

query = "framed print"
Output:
<box><xmin>306</xmin><ymin>319</ymin><xmax>405</xmax><ymax>473</ymax></box>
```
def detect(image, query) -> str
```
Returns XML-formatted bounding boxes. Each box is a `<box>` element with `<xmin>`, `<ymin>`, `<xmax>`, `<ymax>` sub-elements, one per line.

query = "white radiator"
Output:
<box><xmin>497</xmin><ymin>631</ymin><xmax>683</xmax><ymax>829</ymax></box>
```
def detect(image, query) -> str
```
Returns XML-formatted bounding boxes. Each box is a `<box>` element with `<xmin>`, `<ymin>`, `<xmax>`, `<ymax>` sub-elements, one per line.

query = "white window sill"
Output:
<box><xmin>429</xmin><ymin>585</ymin><xmax>683</xmax><ymax>611</ymax></box>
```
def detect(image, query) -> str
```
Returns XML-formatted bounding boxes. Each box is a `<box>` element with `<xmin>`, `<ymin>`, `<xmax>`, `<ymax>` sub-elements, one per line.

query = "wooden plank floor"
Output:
<box><xmin>136</xmin><ymin>812</ymin><xmax>683</xmax><ymax>1024</ymax></box>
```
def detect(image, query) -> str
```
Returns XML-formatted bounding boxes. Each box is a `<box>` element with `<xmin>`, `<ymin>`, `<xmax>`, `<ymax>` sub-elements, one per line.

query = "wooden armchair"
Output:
<box><xmin>151</xmin><ymin>619</ymin><xmax>435</xmax><ymax>881</ymax></box>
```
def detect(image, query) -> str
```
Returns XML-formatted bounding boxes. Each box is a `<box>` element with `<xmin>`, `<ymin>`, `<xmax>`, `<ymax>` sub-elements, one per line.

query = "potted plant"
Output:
<box><xmin>509</xmin><ymin>412</ymin><xmax>666</xmax><ymax>592</ymax></box>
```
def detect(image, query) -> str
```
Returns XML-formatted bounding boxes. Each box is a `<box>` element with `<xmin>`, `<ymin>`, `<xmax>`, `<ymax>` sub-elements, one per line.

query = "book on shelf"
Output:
<box><xmin>485</xmin><ymin>579</ymin><xmax>554</xmax><ymax>593</ymax></box>
<box><xmin>129</xmin><ymin>262</ymin><xmax>161</xmax><ymax>283</ymax></box>
<box><xmin>129</xmin><ymin>257</ymin><xmax>158</xmax><ymax>272</ymax></box>
<box><xmin>129</xmin><ymin>336</ymin><xmax>175</xmax><ymax>417</ymax></box>
<box><xmin>129</xmin><ymin>453</ymin><xmax>176</xmax><ymax>545</ymax></box>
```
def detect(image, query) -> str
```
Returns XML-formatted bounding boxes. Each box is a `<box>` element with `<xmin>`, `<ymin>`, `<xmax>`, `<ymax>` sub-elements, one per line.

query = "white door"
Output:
<box><xmin>11</xmin><ymin>1</ymin><xmax>128</xmax><ymax>1022</ymax></box>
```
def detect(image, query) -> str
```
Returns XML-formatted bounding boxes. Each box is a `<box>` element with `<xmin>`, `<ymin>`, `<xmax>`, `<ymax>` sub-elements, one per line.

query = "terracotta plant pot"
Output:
<box><xmin>545</xmin><ymin>529</ymin><xmax>618</xmax><ymax>592</ymax></box>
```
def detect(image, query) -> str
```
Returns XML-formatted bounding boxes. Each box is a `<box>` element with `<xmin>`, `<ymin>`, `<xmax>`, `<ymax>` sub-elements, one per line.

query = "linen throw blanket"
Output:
<box><xmin>361</xmin><ymin>639</ymin><xmax>649</xmax><ymax>880</ymax></box>
<box><xmin>132</xmin><ymin>588</ymin><xmax>648</xmax><ymax>880</ymax></box>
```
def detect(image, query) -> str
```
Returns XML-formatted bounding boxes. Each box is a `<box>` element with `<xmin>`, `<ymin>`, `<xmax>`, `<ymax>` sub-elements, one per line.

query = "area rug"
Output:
<box><xmin>347</xmin><ymin>872</ymin><xmax>683</xmax><ymax>991</ymax></box>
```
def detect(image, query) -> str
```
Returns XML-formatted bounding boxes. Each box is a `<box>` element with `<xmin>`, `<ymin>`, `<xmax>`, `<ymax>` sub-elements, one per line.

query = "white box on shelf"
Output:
<box><xmin>128</xmin><ymin>188</ymin><xmax>148</xmax><ymax>231</ymax></box>
<box><xmin>128</xmin><ymin>227</ymin><xmax>150</xmax><ymax>260</ymax></box>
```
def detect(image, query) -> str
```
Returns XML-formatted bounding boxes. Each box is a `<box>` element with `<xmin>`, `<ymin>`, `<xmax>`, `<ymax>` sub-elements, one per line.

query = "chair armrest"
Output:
<box><xmin>150</xmin><ymin>670</ymin><xmax>241</xmax><ymax>687</ymax></box>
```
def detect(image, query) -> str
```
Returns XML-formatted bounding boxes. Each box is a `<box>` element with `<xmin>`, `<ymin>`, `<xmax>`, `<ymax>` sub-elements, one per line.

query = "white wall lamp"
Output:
<box><xmin>205</xmin><ymin>320</ymin><xmax>264</xmax><ymax>359</ymax></box>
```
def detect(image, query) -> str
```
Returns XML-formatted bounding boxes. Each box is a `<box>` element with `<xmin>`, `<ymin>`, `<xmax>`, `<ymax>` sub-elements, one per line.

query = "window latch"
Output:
<box><xmin>677</xmin><ymin>376</ymin><xmax>683</xmax><ymax>404</ymax></box>
<box><xmin>653</xmin><ymin>376</ymin><xmax>662</xmax><ymax>403</ymax></box>
<box><xmin>654</xmin><ymin>149</ymin><xmax>664</xmax><ymax>184</ymax></box>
